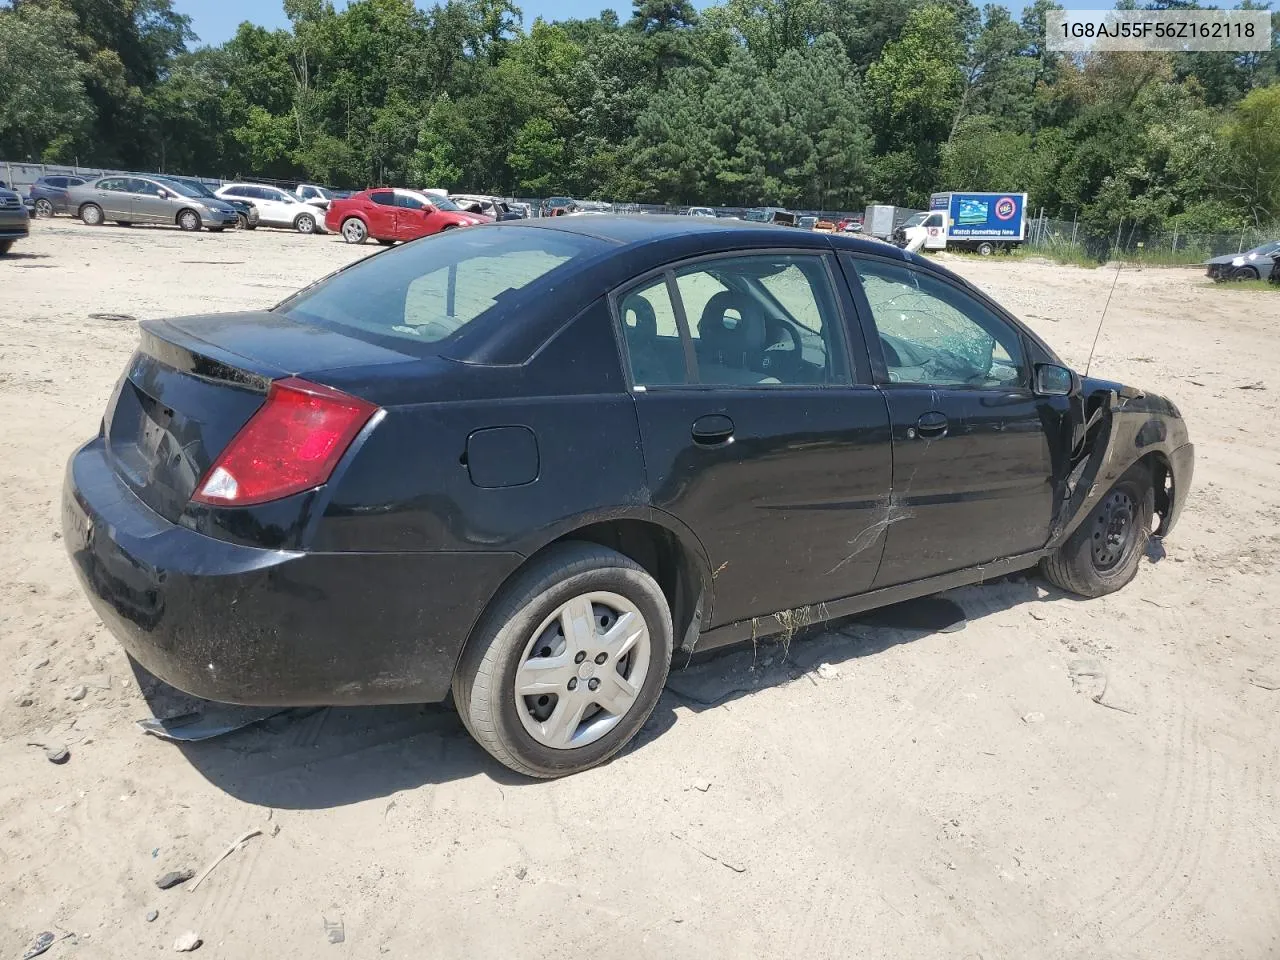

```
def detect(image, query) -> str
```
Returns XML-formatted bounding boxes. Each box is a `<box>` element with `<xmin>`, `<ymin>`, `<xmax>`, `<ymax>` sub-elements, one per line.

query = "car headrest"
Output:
<box><xmin>698</xmin><ymin>292</ymin><xmax>765</xmax><ymax>360</ymax></box>
<box><xmin>623</xmin><ymin>297</ymin><xmax>658</xmax><ymax>339</ymax></box>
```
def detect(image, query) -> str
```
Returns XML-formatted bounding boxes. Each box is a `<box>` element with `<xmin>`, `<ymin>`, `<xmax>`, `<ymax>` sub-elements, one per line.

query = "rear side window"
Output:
<box><xmin>47</xmin><ymin>176</ymin><xmax>67</xmax><ymax>188</ymax></box>
<box><xmin>372</xmin><ymin>192</ymin><xmax>395</xmax><ymax>206</ymax></box>
<box><xmin>68</xmin><ymin>177</ymin><xmax>85</xmax><ymax>186</ymax></box>
<box><xmin>279</xmin><ymin>228</ymin><xmax>608</xmax><ymax>346</ymax></box>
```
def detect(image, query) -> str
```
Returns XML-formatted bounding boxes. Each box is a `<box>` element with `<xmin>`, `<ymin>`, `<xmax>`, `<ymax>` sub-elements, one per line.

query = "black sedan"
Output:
<box><xmin>62</xmin><ymin>217</ymin><xmax>1194</xmax><ymax>777</ymax></box>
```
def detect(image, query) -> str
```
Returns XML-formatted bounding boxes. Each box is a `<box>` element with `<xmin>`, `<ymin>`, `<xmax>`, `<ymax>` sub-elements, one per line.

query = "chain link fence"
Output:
<box><xmin>1025</xmin><ymin>211</ymin><xmax>1279</xmax><ymax>264</ymax></box>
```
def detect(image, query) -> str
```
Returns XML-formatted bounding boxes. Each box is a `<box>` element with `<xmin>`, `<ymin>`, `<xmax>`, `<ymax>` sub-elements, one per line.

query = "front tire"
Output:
<box><xmin>341</xmin><ymin>217</ymin><xmax>368</xmax><ymax>244</ymax></box>
<box><xmin>294</xmin><ymin>212</ymin><xmax>317</xmax><ymax>234</ymax></box>
<box><xmin>80</xmin><ymin>203</ymin><xmax>104</xmax><ymax>226</ymax></box>
<box><xmin>177</xmin><ymin>209</ymin><xmax>202</xmax><ymax>232</ymax></box>
<box><xmin>453</xmin><ymin>542</ymin><xmax>673</xmax><ymax>778</ymax></box>
<box><xmin>1232</xmin><ymin>265</ymin><xmax>1260</xmax><ymax>281</ymax></box>
<box><xmin>1041</xmin><ymin>462</ymin><xmax>1154</xmax><ymax>598</ymax></box>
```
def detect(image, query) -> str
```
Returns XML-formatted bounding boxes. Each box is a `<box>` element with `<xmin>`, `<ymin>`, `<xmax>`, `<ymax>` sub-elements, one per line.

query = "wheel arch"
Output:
<box><xmin>453</xmin><ymin>512</ymin><xmax>713</xmax><ymax>682</ymax></box>
<box><xmin>175</xmin><ymin>206</ymin><xmax>201</xmax><ymax>225</ymax></box>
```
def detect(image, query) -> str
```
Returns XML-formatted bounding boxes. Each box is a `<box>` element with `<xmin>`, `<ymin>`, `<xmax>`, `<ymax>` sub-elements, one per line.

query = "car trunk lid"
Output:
<box><xmin>105</xmin><ymin>312</ymin><xmax>413</xmax><ymax>522</ymax></box>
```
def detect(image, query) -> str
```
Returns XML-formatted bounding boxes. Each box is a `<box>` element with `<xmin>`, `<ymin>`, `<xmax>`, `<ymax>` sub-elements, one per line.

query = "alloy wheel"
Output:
<box><xmin>514</xmin><ymin>592</ymin><xmax>651</xmax><ymax>750</ymax></box>
<box><xmin>342</xmin><ymin>219</ymin><xmax>367</xmax><ymax>243</ymax></box>
<box><xmin>35</xmin><ymin>199</ymin><xmax>53</xmax><ymax>218</ymax></box>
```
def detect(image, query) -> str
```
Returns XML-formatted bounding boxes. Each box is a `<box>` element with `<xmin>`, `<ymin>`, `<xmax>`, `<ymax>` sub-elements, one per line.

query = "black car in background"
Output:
<box><xmin>27</xmin><ymin>174</ymin><xmax>88</xmax><ymax>217</ymax></box>
<box><xmin>161</xmin><ymin>176</ymin><xmax>259</xmax><ymax>229</ymax></box>
<box><xmin>0</xmin><ymin>184</ymin><xmax>29</xmax><ymax>254</ymax></box>
<box><xmin>63</xmin><ymin>217</ymin><xmax>1193</xmax><ymax>778</ymax></box>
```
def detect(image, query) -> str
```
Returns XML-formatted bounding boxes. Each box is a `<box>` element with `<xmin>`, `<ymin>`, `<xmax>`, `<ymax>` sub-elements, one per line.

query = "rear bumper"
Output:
<box><xmin>63</xmin><ymin>438</ymin><xmax>521</xmax><ymax>706</ymax></box>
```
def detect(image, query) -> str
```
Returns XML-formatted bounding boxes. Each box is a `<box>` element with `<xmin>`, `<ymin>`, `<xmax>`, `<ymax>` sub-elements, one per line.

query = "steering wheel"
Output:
<box><xmin>760</xmin><ymin>316</ymin><xmax>804</xmax><ymax>378</ymax></box>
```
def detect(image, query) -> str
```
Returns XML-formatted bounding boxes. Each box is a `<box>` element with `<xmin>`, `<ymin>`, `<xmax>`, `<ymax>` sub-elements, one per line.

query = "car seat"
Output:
<box><xmin>697</xmin><ymin>292</ymin><xmax>779</xmax><ymax>384</ymax></box>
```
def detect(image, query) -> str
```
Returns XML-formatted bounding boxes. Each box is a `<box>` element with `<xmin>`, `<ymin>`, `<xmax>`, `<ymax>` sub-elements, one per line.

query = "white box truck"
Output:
<box><xmin>899</xmin><ymin>192</ymin><xmax>1029</xmax><ymax>254</ymax></box>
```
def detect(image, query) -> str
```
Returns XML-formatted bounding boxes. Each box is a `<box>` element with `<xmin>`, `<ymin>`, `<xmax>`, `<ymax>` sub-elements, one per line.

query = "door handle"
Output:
<box><xmin>691</xmin><ymin>414</ymin><xmax>735</xmax><ymax>447</ymax></box>
<box><xmin>913</xmin><ymin>411</ymin><xmax>948</xmax><ymax>439</ymax></box>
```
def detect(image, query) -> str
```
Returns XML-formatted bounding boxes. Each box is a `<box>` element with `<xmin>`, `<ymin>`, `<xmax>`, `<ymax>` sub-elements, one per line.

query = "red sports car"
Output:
<box><xmin>325</xmin><ymin>188</ymin><xmax>490</xmax><ymax>244</ymax></box>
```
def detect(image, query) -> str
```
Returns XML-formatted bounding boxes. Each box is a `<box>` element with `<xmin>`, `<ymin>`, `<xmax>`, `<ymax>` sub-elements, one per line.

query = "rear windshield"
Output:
<box><xmin>278</xmin><ymin>227</ymin><xmax>608</xmax><ymax>346</ymax></box>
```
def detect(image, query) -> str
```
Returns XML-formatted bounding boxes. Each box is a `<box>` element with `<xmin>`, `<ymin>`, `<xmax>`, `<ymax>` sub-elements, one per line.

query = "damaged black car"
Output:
<box><xmin>62</xmin><ymin>216</ymin><xmax>1193</xmax><ymax>778</ymax></box>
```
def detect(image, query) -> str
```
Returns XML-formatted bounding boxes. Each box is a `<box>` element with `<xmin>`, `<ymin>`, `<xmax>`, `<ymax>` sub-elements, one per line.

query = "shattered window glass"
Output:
<box><xmin>852</xmin><ymin>258</ymin><xmax>1024</xmax><ymax>388</ymax></box>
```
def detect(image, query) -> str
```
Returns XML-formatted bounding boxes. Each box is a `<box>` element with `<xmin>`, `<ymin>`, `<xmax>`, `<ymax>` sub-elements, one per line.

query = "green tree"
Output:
<box><xmin>0</xmin><ymin>3</ymin><xmax>92</xmax><ymax>160</ymax></box>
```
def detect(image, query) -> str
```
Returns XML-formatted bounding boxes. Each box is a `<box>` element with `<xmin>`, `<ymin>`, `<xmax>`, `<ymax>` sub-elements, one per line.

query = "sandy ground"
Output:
<box><xmin>2</xmin><ymin>219</ymin><xmax>1278</xmax><ymax>959</ymax></box>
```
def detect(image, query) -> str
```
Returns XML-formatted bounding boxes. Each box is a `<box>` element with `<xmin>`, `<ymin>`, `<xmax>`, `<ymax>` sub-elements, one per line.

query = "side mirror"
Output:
<box><xmin>1034</xmin><ymin>362</ymin><xmax>1076</xmax><ymax>397</ymax></box>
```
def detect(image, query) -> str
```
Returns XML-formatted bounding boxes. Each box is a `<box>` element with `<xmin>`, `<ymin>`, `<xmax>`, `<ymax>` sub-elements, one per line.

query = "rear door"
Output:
<box><xmin>842</xmin><ymin>254</ymin><xmax>1056</xmax><ymax>587</ymax></box>
<box><xmin>95</xmin><ymin>178</ymin><xmax>131</xmax><ymax>219</ymax></box>
<box><xmin>616</xmin><ymin>251</ymin><xmax>893</xmax><ymax>628</ymax></box>
<box><xmin>367</xmin><ymin>191</ymin><xmax>397</xmax><ymax>238</ymax></box>
<box><xmin>393</xmin><ymin>191</ymin><xmax>429</xmax><ymax>239</ymax></box>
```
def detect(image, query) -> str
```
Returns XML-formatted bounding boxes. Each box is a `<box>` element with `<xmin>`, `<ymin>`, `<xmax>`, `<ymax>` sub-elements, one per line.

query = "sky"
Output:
<box><xmin>172</xmin><ymin>0</ymin><xmax>1086</xmax><ymax>47</ymax></box>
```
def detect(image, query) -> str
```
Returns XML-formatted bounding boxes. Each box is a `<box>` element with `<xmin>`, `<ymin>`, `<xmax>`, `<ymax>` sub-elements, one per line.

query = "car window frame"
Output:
<box><xmin>607</xmin><ymin>248</ymin><xmax>872</xmax><ymax>392</ymax></box>
<box><xmin>839</xmin><ymin>251</ymin><xmax>1035</xmax><ymax>392</ymax></box>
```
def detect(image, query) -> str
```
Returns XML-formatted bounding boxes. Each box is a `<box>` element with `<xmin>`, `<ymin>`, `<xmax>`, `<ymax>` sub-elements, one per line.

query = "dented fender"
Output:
<box><xmin>1046</xmin><ymin>379</ymin><xmax>1193</xmax><ymax>549</ymax></box>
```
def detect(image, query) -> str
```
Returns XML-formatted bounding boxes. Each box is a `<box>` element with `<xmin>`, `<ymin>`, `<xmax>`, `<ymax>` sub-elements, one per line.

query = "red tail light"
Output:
<box><xmin>192</xmin><ymin>377</ymin><xmax>379</xmax><ymax>507</ymax></box>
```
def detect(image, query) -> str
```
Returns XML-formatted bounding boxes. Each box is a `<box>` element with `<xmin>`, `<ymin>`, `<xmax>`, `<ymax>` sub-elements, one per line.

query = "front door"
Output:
<box><xmin>842</xmin><ymin>254</ymin><xmax>1056</xmax><ymax>587</ymax></box>
<box><xmin>923</xmin><ymin>211</ymin><xmax>947</xmax><ymax>250</ymax></box>
<box><xmin>617</xmin><ymin>251</ymin><xmax>893</xmax><ymax>628</ymax></box>
<box><xmin>130</xmin><ymin>178</ymin><xmax>170</xmax><ymax>223</ymax></box>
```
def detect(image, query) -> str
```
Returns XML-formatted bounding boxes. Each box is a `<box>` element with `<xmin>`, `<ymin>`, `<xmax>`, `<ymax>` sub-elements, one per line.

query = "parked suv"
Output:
<box><xmin>216</xmin><ymin>183</ymin><xmax>324</xmax><ymax>233</ymax></box>
<box><xmin>27</xmin><ymin>175</ymin><xmax>88</xmax><ymax>217</ymax></box>
<box><xmin>68</xmin><ymin>176</ymin><xmax>239</xmax><ymax>231</ymax></box>
<box><xmin>0</xmin><ymin>184</ymin><xmax>29</xmax><ymax>254</ymax></box>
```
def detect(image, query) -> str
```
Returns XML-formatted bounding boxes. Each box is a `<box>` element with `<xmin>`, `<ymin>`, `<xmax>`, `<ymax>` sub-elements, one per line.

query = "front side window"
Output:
<box><xmin>280</xmin><ymin>228</ymin><xmax>608</xmax><ymax>347</ymax></box>
<box><xmin>616</xmin><ymin>254</ymin><xmax>848</xmax><ymax>388</ymax></box>
<box><xmin>850</xmin><ymin>257</ymin><xmax>1025</xmax><ymax>388</ymax></box>
<box><xmin>395</xmin><ymin>193</ymin><xmax>426</xmax><ymax>210</ymax></box>
<box><xmin>97</xmin><ymin>178</ymin><xmax>123</xmax><ymax>191</ymax></box>
<box><xmin>134</xmin><ymin>180</ymin><xmax>164</xmax><ymax>196</ymax></box>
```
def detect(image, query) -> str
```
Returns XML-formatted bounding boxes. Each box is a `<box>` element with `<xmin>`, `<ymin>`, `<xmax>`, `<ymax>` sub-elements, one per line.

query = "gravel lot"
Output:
<box><xmin>2</xmin><ymin>219</ymin><xmax>1278</xmax><ymax>959</ymax></box>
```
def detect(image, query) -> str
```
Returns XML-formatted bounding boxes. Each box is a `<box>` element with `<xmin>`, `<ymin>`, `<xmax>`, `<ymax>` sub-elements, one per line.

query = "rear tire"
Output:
<box><xmin>177</xmin><ymin>209</ymin><xmax>202</xmax><ymax>232</ymax></box>
<box><xmin>114</xmin><ymin>221</ymin><xmax>132</xmax><ymax>227</ymax></box>
<box><xmin>34</xmin><ymin>198</ymin><xmax>54</xmax><ymax>218</ymax></box>
<box><xmin>207</xmin><ymin>226</ymin><xmax>225</xmax><ymax>233</ymax></box>
<box><xmin>1041</xmin><ymin>462</ymin><xmax>1154</xmax><ymax>598</ymax></box>
<box><xmin>977</xmin><ymin>241</ymin><xmax>995</xmax><ymax>256</ymax></box>
<box><xmin>341</xmin><ymin>217</ymin><xmax>368</xmax><ymax>244</ymax></box>
<box><xmin>376</xmin><ymin>238</ymin><xmax>396</xmax><ymax>246</ymax></box>
<box><xmin>80</xmin><ymin>203</ymin><xmax>104</xmax><ymax>226</ymax></box>
<box><xmin>294</xmin><ymin>212</ymin><xmax>317</xmax><ymax>234</ymax></box>
<box><xmin>452</xmin><ymin>542</ymin><xmax>673</xmax><ymax>779</ymax></box>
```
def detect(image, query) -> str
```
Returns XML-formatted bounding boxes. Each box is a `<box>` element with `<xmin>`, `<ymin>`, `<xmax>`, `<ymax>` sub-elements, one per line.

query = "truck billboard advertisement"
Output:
<box><xmin>930</xmin><ymin>192</ymin><xmax>1026</xmax><ymax>240</ymax></box>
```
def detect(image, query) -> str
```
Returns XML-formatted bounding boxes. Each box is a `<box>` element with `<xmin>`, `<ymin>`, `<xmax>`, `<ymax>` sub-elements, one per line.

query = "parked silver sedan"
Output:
<box><xmin>67</xmin><ymin>175</ymin><xmax>240</xmax><ymax>232</ymax></box>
